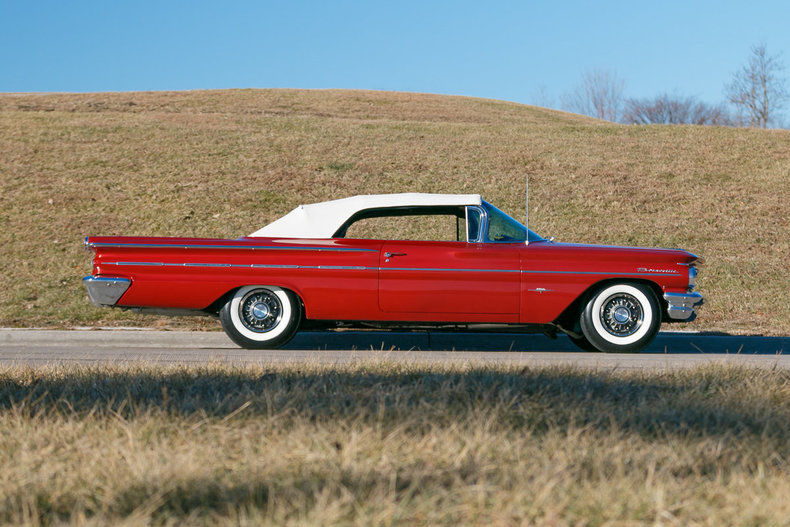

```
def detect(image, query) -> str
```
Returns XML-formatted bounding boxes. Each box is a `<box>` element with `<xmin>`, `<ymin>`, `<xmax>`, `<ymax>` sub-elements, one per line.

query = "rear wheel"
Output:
<box><xmin>579</xmin><ymin>282</ymin><xmax>660</xmax><ymax>353</ymax></box>
<box><xmin>219</xmin><ymin>286</ymin><xmax>301</xmax><ymax>349</ymax></box>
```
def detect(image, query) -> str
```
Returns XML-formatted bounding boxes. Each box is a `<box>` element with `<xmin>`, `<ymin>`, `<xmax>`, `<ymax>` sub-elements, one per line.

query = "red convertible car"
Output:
<box><xmin>83</xmin><ymin>193</ymin><xmax>703</xmax><ymax>352</ymax></box>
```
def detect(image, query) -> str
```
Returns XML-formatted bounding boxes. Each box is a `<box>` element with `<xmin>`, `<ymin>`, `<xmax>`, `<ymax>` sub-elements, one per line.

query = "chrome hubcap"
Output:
<box><xmin>251</xmin><ymin>302</ymin><xmax>270</xmax><ymax>319</ymax></box>
<box><xmin>613</xmin><ymin>306</ymin><xmax>631</xmax><ymax>323</ymax></box>
<box><xmin>600</xmin><ymin>293</ymin><xmax>643</xmax><ymax>337</ymax></box>
<box><xmin>240</xmin><ymin>290</ymin><xmax>282</xmax><ymax>332</ymax></box>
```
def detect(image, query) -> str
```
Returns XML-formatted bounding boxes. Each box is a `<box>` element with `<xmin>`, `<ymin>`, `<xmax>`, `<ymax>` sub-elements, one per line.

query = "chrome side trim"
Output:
<box><xmin>101</xmin><ymin>261</ymin><xmax>683</xmax><ymax>276</ymax></box>
<box><xmin>663</xmin><ymin>291</ymin><xmax>704</xmax><ymax>320</ymax></box>
<box><xmin>104</xmin><ymin>261</ymin><xmax>517</xmax><ymax>273</ymax></box>
<box><xmin>186</xmin><ymin>262</ymin><xmax>232</xmax><ymax>267</ymax></box>
<box><xmin>382</xmin><ymin>266</ymin><xmax>520</xmax><ymax>273</ymax></box>
<box><xmin>522</xmin><ymin>270</ymin><xmax>682</xmax><ymax>276</ymax></box>
<box><xmin>316</xmin><ymin>265</ymin><xmax>371</xmax><ymax>270</ymax></box>
<box><xmin>103</xmin><ymin>262</ymin><xmax>377</xmax><ymax>271</ymax></box>
<box><xmin>111</xmin><ymin>261</ymin><xmax>166</xmax><ymax>266</ymax></box>
<box><xmin>87</xmin><ymin>242</ymin><xmax>377</xmax><ymax>253</ymax></box>
<box><xmin>83</xmin><ymin>276</ymin><xmax>132</xmax><ymax>307</ymax></box>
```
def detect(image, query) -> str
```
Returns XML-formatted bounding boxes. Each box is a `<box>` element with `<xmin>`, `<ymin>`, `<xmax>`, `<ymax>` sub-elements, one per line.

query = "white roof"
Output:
<box><xmin>249</xmin><ymin>193</ymin><xmax>482</xmax><ymax>239</ymax></box>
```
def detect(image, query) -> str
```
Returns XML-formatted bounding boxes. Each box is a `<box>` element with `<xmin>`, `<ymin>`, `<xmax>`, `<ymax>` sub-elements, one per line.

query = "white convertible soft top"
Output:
<box><xmin>249</xmin><ymin>193</ymin><xmax>482</xmax><ymax>239</ymax></box>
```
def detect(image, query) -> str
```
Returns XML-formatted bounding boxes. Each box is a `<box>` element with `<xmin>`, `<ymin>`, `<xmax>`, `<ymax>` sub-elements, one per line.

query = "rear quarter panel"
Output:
<box><xmin>88</xmin><ymin>236</ymin><xmax>382</xmax><ymax>319</ymax></box>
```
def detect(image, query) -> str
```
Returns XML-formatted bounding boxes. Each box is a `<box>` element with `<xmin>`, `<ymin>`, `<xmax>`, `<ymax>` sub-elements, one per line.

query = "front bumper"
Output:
<box><xmin>663</xmin><ymin>291</ymin><xmax>704</xmax><ymax>321</ymax></box>
<box><xmin>83</xmin><ymin>276</ymin><xmax>131</xmax><ymax>307</ymax></box>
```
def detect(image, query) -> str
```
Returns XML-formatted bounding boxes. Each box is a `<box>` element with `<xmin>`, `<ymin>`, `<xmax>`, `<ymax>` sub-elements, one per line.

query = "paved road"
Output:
<box><xmin>0</xmin><ymin>329</ymin><xmax>787</xmax><ymax>370</ymax></box>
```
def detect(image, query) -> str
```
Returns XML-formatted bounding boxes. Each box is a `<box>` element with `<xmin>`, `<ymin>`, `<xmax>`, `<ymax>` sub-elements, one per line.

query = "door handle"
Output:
<box><xmin>384</xmin><ymin>252</ymin><xmax>406</xmax><ymax>258</ymax></box>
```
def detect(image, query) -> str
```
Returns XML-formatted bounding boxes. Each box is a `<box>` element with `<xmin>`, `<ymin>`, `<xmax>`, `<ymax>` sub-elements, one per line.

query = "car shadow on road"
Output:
<box><xmin>283</xmin><ymin>330</ymin><xmax>788</xmax><ymax>354</ymax></box>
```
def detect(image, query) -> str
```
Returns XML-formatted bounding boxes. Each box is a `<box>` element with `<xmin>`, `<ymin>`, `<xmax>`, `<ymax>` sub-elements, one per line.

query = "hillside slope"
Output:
<box><xmin>0</xmin><ymin>89</ymin><xmax>788</xmax><ymax>333</ymax></box>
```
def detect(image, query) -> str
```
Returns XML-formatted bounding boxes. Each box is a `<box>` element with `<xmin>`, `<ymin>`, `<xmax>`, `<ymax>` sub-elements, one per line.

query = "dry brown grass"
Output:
<box><xmin>0</xmin><ymin>89</ymin><xmax>788</xmax><ymax>332</ymax></box>
<box><xmin>0</xmin><ymin>361</ymin><xmax>788</xmax><ymax>526</ymax></box>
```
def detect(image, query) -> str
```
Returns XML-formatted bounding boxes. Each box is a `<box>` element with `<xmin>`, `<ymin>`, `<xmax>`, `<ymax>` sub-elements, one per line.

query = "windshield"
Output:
<box><xmin>483</xmin><ymin>201</ymin><xmax>544</xmax><ymax>243</ymax></box>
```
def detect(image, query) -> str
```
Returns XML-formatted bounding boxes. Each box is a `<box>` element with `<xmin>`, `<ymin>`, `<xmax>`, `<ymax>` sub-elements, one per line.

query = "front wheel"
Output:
<box><xmin>579</xmin><ymin>283</ymin><xmax>661</xmax><ymax>353</ymax></box>
<box><xmin>219</xmin><ymin>286</ymin><xmax>302</xmax><ymax>349</ymax></box>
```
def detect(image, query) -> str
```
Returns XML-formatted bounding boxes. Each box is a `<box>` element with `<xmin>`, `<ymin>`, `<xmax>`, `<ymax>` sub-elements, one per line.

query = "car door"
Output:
<box><xmin>378</xmin><ymin>240</ymin><xmax>521</xmax><ymax>315</ymax></box>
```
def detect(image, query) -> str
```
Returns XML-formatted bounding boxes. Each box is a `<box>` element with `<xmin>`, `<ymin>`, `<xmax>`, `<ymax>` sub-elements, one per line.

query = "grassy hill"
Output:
<box><xmin>0</xmin><ymin>89</ymin><xmax>787</xmax><ymax>334</ymax></box>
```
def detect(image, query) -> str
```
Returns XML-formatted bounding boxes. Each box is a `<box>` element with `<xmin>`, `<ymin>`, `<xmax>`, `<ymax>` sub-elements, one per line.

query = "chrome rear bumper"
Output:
<box><xmin>83</xmin><ymin>276</ymin><xmax>131</xmax><ymax>307</ymax></box>
<box><xmin>663</xmin><ymin>291</ymin><xmax>704</xmax><ymax>321</ymax></box>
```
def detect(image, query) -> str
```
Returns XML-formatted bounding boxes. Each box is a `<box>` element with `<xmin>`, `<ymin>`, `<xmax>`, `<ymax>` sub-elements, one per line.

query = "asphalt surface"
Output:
<box><xmin>0</xmin><ymin>329</ymin><xmax>787</xmax><ymax>370</ymax></box>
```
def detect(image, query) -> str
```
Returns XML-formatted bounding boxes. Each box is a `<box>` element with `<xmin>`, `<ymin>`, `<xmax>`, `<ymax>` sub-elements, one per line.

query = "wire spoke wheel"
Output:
<box><xmin>579</xmin><ymin>282</ymin><xmax>660</xmax><ymax>353</ymax></box>
<box><xmin>240</xmin><ymin>289</ymin><xmax>283</xmax><ymax>332</ymax></box>
<box><xmin>219</xmin><ymin>286</ymin><xmax>301</xmax><ymax>349</ymax></box>
<box><xmin>599</xmin><ymin>293</ymin><xmax>643</xmax><ymax>337</ymax></box>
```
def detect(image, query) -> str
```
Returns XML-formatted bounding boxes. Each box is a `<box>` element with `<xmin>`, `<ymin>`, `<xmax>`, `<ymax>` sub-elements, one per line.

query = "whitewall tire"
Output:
<box><xmin>219</xmin><ymin>286</ymin><xmax>302</xmax><ymax>349</ymax></box>
<box><xmin>579</xmin><ymin>283</ymin><xmax>660</xmax><ymax>353</ymax></box>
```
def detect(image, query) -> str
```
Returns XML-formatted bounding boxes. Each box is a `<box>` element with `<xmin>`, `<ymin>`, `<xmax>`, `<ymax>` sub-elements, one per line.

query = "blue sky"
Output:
<box><xmin>2</xmin><ymin>0</ymin><xmax>788</xmax><ymax>108</ymax></box>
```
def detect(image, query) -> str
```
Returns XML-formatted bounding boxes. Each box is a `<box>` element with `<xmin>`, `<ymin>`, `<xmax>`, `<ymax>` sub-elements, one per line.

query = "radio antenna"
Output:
<box><xmin>525</xmin><ymin>176</ymin><xmax>529</xmax><ymax>245</ymax></box>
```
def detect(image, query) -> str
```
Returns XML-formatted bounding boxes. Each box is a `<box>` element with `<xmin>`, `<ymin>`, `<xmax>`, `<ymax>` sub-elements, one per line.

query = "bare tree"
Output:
<box><xmin>725</xmin><ymin>44</ymin><xmax>788</xmax><ymax>128</ymax></box>
<box><xmin>529</xmin><ymin>85</ymin><xmax>555</xmax><ymax>109</ymax></box>
<box><xmin>622</xmin><ymin>94</ymin><xmax>732</xmax><ymax>125</ymax></box>
<box><xmin>561</xmin><ymin>69</ymin><xmax>625</xmax><ymax>122</ymax></box>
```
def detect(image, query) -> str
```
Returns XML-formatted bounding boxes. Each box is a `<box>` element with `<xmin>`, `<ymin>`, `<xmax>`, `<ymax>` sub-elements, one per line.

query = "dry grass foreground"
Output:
<box><xmin>0</xmin><ymin>89</ymin><xmax>788</xmax><ymax>333</ymax></box>
<box><xmin>0</xmin><ymin>362</ymin><xmax>788</xmax><ymax>525</ymax></box>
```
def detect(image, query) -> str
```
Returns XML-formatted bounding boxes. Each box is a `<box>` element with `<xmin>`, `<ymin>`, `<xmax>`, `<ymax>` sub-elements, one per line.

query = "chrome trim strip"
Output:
<box><xmin>104</xmin><ymin>262</ymin><xmax>516</xmax><ymax>273</ymax></box>
<box><xmin>87</xmin><ymin>242</ymin><xmax>377</xmax><ymax>253</ymax></box>
<box><xmin>102</xmin><ymin>261</ymin><xmax>682</xmax><ymax>276</ymax></box>
<box><xmin>381</xmin><ymin>266</ymin><xmax>520</xmax><ymax>273</ymax></box>
<box><xmin>112</xmin><ymin>261</ymin><xmax>165</xmax><ymax>266</ymax></box>
<box><xmin>521</xmin><ymin>270</ymin><xmax>682</xmax><ymax>276</ymax></box>
<box><xmin>317</xmin><ymin>265</ymin><xmax>371</xmax><ymax>270</ymax></box>
<box><xmin>103</xmin><ymin>262</ymin><xmax>378</xmax><ymax>271</ymax></box>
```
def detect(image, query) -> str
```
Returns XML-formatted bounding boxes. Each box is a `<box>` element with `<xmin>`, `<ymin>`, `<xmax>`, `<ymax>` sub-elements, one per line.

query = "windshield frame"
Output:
<box><xmin>476</xmin><ymin>201</ymin><xmax>545</xmax><ymax>244</ymax></box>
